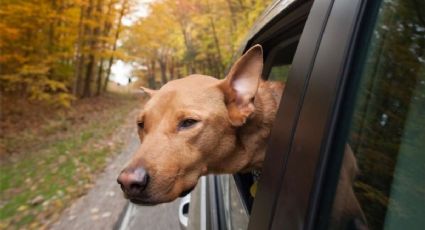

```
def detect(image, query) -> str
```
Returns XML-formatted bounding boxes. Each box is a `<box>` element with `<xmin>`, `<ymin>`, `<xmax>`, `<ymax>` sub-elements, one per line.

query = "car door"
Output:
<box><xmin>182</xmin><ymin>0</ymin><xmax>424</xmax><ymax>229</ymax></box>
<box><xmin>250</xmin><ymin>0</ymin><xmax>425</xmax><ymax>229</ymax></box>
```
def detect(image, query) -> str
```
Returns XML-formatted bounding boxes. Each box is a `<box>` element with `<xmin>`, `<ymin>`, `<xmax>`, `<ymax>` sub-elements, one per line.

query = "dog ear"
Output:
<box><xmin>139</xmin><ymin>86</ymin><xmax>156</xmax><ymax>97</ymax></box>
<box><xmin>219</xmin><ymin>44</ymin><xmax>263</xmax><ymax>126</ymax></box>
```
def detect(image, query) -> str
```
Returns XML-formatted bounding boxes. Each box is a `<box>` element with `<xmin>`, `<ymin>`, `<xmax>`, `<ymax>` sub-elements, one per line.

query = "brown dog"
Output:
<box><xmin>116</xmin><ymin>45</ymin><xmax>366</xmax><ymax>228</ymax></box>
<box><xmin>117</xmin><ymin>45</ymin><xmax>283</xmax><ymax>205</ymax></box>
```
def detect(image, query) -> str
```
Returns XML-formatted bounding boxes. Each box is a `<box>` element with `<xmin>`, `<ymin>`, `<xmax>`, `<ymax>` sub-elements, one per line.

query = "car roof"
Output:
<box><xmin>249</xmin><ymin>0</ymin><xmax>297</xmax><ymax>39</ymax></box>
<box><xmin>227</xmin><ymin>0</ymin><xmax>298</xmax><ymax>71</ymax></box>
<box><xmin>238</xmin><ymin>0</ymin><xmax>297</xmax><ymax>54</ymax></box>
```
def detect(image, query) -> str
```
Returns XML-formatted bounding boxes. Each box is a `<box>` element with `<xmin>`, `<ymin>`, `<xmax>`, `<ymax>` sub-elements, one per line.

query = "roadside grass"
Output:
<box><xmin>0</xmin><ymin>93</ymin><xmax>141</xmax><ymax>229</ymax></box>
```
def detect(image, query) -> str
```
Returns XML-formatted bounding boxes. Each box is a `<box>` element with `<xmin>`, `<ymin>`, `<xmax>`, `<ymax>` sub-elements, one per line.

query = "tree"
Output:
<box><xmin>122</xmin><ymin>0</ymin><xmax>273</xmax><ymax>86</ymax></box>
<box><xmin>0</xmin><ymin>0</ymin><xmax>134</xmax><ymax>104</ymax></box>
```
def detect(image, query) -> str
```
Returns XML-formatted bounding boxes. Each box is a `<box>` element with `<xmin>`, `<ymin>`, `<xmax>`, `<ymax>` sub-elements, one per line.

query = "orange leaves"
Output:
<box><xmin>122</xmin><ymin>0</ymin><xmax>273</xmax><ymax>83</ymax></box>
<box><xmin>0</xmin><ymin>0</ymin><xmax>136</xmax><ymax>103</ymax></box>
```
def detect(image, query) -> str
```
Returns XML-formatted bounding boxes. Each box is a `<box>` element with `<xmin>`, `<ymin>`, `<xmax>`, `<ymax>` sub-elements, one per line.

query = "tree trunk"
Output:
<box><xmin>95</xmin><ymin>0</ymin><xmax>115</xmax><ymax>96</ymax></box>
<box><xmin>148</xmin><ymin>59</ymin><xmax>156</xmax><ymax>89</ymax></box>
<box><xmin>168</xmin><ymin>57</ymin><xmax>175</xmax><ymax>80</ymax></box>
<box><xmin>82</xmin><ymin>0</ymin><xmax>102</xmax><ymax>98</ymax></box>
<box><xmin>174</xmin><ymin>1</ymin><xmax>196</xmax><ymax>74</ymax></box>
<box><xmin>225</xmin><ymin>0</ymin><xmax>237</xmax><ymax>54</ymax></box>
<box><xmin>206</xmin><ymin>0</ymin><xmax>224</xmax><ymax>75</ymax></box>
<box><xmin>83</xmin><ymin>56</ymin><xmax>95</xmax><ymax>98</ymax></box>
<box><xmin>95</xmin><ymin>58</ymin><xmax>104</xmax><ymax>96</ymax></box>
<box><xmin>158</xmin><ymin>58</ymin><xmax>167</xmax><ymax>85</ymax></box>
<box><xmin>72</xmin><ymin>3</ymin><xmax>87</xmax><ymax>97</ymax></box>
<box><xmin>103</xmin><ymin>0</ymin><xmax>127</xmax><ymax>92</ymax></box>
<box><xmin>48</xmin><ymin>0</ymin><xmax>57</xmax><ymax>54</ymax></box>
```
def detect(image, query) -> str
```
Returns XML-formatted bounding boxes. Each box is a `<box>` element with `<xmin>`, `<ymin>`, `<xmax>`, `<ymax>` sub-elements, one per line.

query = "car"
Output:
<box><xmin>179</xmin><ymin>0</ymin><xmax>425</xmax><ymax>229</ymax></box>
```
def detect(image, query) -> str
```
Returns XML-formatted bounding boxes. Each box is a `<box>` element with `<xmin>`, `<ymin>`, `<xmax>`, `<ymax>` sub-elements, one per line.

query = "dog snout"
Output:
<box><xmin>117</xmin><ymin>167</ymin><xmax>150</xmax><ymax>196</ymax></box>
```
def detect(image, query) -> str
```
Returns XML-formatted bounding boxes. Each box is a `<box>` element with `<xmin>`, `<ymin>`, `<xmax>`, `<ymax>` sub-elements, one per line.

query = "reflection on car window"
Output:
<box><xmin>220</xmin><ymin>175</ymin><xmax>250</xmax><ymax>230</ymax></box>
<box><xmin>331</xmin><ymin>0</ymin><xmax>425</xmax><ymax>229</ymax></box>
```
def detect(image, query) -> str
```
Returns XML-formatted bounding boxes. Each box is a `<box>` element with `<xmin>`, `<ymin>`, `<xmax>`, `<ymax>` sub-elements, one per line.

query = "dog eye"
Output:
<box><xmin>178</xmin><ymin>119</ymin><xmax>199</xmax><ymax>130</ymax></box>
<box><xmin>137</xmin><ymin>122</ymin><xmax>144</xmax><ymax>129</ymax></box>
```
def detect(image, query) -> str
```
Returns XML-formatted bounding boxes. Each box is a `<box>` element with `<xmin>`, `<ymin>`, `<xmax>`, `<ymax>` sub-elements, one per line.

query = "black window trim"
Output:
<box><xmin>232</xmin><ymin>0</ymin><xmax>314</xmax><ymax>218</ymax></box>
<box><xmin>301</xmin><ymin>0</ymin><xmax>371</xmax><ymax>228</ymax></box>
<box><xmin>249</xmin><ymin>0</ymin><xmax>334</xmax><ymax>229</ymax></box>
<box><xmin>263</xmin><ymin>34</ymin><xmax>301</xmax><ymax>78</ymax></box>
<box><xmin>313</xmin><ymin>0</ymin><xmax>383</xmax><ymax>229</ymax></box>
<box><xmin>259</xmin><ymin>0</ymin><xmax>370</xmax><ymax>229</ymax></box>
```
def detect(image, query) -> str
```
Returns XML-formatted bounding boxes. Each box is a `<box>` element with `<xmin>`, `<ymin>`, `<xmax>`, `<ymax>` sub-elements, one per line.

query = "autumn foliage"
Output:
<box><xmin>123</xmin><ymin>0</ymin><xmax>273</xmax><ymax>88</ymax></box>
<box><xmin>0</xmin><ymin>0</ymin><xmax>131</xmax><ymax>107</ymax></box>
<box><xmin>0</xmin><ymin>0</ymin><xmax>272</xmax><ymax>108</ymax></box>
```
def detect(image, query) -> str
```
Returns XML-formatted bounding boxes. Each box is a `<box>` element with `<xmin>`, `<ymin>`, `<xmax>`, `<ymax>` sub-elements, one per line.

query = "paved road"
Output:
<box><xmin>117</xmin><ymin>199</ymin><xmax>180</xmax><ymax>230</ymax></box>
<box><xmin>51</xmin><ymin>115</ymin><xmax>180</xmax><ymax>230</ymax></box>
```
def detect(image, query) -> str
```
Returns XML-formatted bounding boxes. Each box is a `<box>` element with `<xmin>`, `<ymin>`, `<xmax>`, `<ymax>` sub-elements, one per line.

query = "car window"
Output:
<box><xmin>329</xmin><ymin>0</ymin><xmax>425</xmax><ymax>229</ymax></box>
<box><xmin>233</xmin><ymin>36</ymin><xmax>300</xmax><ymax>214</ymax></box>
<box><xmin>265</xmin><ymin>37</ymin><xmax>299</xmax><ymax>83</ymax></box>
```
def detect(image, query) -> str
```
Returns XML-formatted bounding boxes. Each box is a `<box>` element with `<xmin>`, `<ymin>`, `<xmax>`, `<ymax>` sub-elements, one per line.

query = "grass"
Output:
<box><xmin>0</xmin><ymin>93</ymin><xmax>141</xmax><ymax>229</ymax></box>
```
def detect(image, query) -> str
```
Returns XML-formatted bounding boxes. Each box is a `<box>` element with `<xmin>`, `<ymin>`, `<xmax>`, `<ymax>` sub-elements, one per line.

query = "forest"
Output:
<box><xmin>1</xmin><ymin>0</ymin><xmax>131</xmax><ymax>107</ymax></box>
<box><xmin>0</xmin><ymin>0</ymin><xmax>272</xmax><ymax>107</ymax></box>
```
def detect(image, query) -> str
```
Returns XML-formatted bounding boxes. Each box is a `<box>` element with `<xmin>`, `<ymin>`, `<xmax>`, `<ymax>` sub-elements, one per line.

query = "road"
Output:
<box><xmin>117</xmin><ymin>200</ymin><xmax>180</xmax><ymax>230</ymax></box>
<box><xmin>51</xmin><ymin>119</ymin><xmax>180</xmax><ymax>230</ymax></box>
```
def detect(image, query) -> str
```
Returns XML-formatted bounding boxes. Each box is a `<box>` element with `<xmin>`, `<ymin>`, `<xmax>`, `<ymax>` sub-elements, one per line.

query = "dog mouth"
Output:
<box><xmin>179</xmin><ymin>186</ymin><xmax>195</xmax><ymax>197</ymax></box>
<box><xmin>129</xmin><ymin>198</ymin><xmax>158</xmax><ymax>206</ymax></box>
<box><xmin>124</xmin><ymin>192</ymin><xmax>157</xmax><ymax>206</ymax></box>
<box><xmin>126</xmin><ymin>186</ymin><xmax>195</xmax><ymax>205</ymax></box>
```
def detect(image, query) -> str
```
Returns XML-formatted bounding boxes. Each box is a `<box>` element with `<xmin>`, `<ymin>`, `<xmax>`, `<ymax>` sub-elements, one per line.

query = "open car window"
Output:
<box><xmin>224</xmin><ymin>36</ymin><xmax>302</xmax><ymax>228</ymax></box>
<box><xmin>229</xmin><ymin>2</ymin><xmax>317</xmax><ymax>222</ymax></box>
<box><xmin>233</xmin><ymin>13</ymin><xmax>307</xmax><ymax>214</ymax></box>
<box><xmin>264</xmin><ymin>36</ymin><xmax>300</xmax><ymax>83</ymax></box>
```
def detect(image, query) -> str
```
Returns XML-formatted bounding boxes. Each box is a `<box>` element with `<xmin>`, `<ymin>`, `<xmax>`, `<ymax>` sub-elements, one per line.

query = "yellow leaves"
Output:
<box><xmin>2</xmin><ymin>0</ymin><xmax>139</xmax><ymax>101</ymax></box>
<box><xmin>17</xmin><ymin>205</ymin><xmax>29</xmax><ymax>212</ymax></box>
<box><xmin>28</xmin><ymin>80</ymin><xmax>76</xmax><ymax>108</ymax></box>
<box><xmin>20</xmin><ymin>64</ymin><xmax>50</xmax><ymax>76</ymax></box>
<box><xmin>0</xmin><ymin>22</ymin><xmax>20</xmax><ymax>42</ymax></box>
<box><xmin>0</xmin><ymin>66</ymin><xmax>76</xmax><ymax>108</ymax></box>
<box><xmin>123</xmin><ymin>0</ymin><xmax>273</xmax><ymax>81</ymax></box>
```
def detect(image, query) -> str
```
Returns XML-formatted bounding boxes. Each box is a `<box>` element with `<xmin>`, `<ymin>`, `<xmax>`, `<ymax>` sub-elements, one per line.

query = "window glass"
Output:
<box><xmin>220</xmin><ymin>175</ymin><xmax>250</xmax><ymax>230</ymax></box>
<box><xmin>330</xmin><ymin>0</ymin><xmax>425</xmax><ymax>229</ymax></box>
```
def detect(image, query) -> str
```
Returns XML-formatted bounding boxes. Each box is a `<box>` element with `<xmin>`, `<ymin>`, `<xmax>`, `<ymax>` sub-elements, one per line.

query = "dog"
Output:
<box><xmin>117</xmin><ymin>44</ymin><xmax>367</xmax><ymax>228</ymax></box>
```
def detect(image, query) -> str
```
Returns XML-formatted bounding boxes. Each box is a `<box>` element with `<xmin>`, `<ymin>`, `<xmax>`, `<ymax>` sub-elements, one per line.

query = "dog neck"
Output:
<box><xmin>211</xmin><ymin>81</ymin><xmax>285</xmax><ymax>173</ymax></box>
<box><xmin>239</xmin><ymin>81</ymin><xmax>284</xmax><ymax>171</ymax></box>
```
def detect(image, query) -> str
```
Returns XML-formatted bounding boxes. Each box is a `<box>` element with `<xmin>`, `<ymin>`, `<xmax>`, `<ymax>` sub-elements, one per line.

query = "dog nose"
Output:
<box><xmin>117</xmin><ymin>167</ymin><xmax>149</xmax><ymax>195</ymax></box>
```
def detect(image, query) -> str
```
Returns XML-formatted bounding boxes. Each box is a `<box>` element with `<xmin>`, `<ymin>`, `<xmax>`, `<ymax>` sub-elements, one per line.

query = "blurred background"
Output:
<box><xmin>0</xmin><ymin>0</ymin><xmax>273</xmax><ymax>229</ymax></box>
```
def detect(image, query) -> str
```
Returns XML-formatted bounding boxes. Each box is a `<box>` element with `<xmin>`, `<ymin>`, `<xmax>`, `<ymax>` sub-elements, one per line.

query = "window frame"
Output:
<box><xmin>313</xmin><ymin>0</ymin><xmax>383</xmax><ymax>229</ymax></box>
<box><xmin>248</xmin><ymin>0</ymin><xmax>335</xmax><ymax>228</ymax></box>
<box><xmin>248</xmin><ymin>0</ymin><xmax>372</xmax><ymax>229</ymax></box>
<box><xmin>234</xmin><ymin>0</ymin><xmax>315</xmax><ymax>220</ymax></box>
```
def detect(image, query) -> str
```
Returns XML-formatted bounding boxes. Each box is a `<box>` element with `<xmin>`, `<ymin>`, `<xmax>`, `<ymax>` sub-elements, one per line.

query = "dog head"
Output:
<box><xmin>117</xmin><ymin>45</ymin><xmax>264</xmax><ymax>205</ymax></box>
